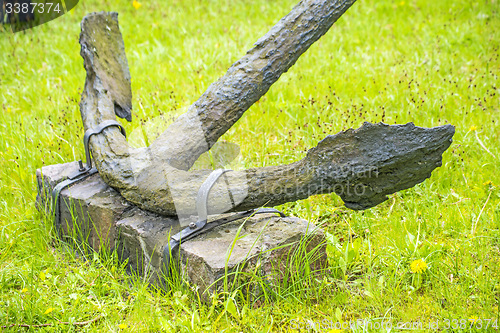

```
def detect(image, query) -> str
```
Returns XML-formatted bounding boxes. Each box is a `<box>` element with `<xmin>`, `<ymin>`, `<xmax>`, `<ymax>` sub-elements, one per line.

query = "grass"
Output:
<box><xmin>0</xmin><ymin>0</ymin><xmax>499</xmax><ymax>331</ymax></box>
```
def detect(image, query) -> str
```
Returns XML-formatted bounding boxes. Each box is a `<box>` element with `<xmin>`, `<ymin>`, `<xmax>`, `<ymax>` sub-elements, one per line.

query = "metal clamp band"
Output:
<box><xmin>162</xmin><ymin>168</ymin><xmax>286</xmax><ymax>276</ymax></box>
<box><xmin>83</xmin><ymin>120</ymin><xmax>126</xmax><ymax>170</ymax></box>
<box><xmin>52</xmin><ymin>120</ymin><xmax>126</xmax><ymax>229</ymax></box>
<box><xmin>170</xmin><ymin>169</ymin><xmax>229</xmax><ymax>244</ymax></box>
<box><xmin>195</xmin><ymin>168</ymin><xmax>230</xmax><ymax>224</ymax></box>
<box><xmin>51</xmin><ymin>167</ymin><xmax>98</xmax><ymax>229</ymax></box>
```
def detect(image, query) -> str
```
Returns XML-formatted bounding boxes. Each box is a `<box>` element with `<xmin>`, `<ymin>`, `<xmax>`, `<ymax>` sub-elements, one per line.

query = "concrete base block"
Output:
<box><xmin>36</xmin><ymin>162</ymin><xmax>326</xmax><ymax>297</ymax></box>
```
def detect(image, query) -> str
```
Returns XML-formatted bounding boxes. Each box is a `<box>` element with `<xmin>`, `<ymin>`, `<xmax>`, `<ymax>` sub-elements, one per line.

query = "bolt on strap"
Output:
<box><xmin>162</xmin><ymin>168</ymin><xmax>286</xmax><ymax>275</ymax></box>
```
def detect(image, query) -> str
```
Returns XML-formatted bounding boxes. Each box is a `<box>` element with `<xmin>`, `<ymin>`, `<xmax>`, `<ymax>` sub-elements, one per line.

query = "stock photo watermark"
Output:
<box><xmin>288</xmin><ymin>317</ymin><xmax>499</xmax><ymax>331</ymax></box>
<box><xmin>1</xmin><ymin>0</ymin><xmax>79</xmax><ymax>32</ymax></box>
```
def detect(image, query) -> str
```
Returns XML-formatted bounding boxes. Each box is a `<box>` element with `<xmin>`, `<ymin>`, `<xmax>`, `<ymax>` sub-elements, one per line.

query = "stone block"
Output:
<box><xmin>36</xmin><ymin>162</ymin><xmax>326</xmax><ymax>297</ymax></box>
<box><xmin>116</xmin><ymin>208</ymin><xmax>180</xmax><ymax>284</ymax></box>
<box><xmin>179</xmin><ymin>214</ymin><xmax>326</xmax><ymax>299</ymax></box>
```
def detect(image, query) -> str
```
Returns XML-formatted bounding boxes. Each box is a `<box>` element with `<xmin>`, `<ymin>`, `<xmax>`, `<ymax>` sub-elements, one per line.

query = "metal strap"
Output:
<box><xmin>83</xmin><ymin>120</ymin><xmax>126</xmax><ymax>170</ymax></box>
<box><xmin>170</xmin><ymin>169</ymin><xmax>230</xmax><ymax>244</ymax></box>
<box><xmin>175</xmin><ymin>207</ymin><xmax>286</xmax><ymax>244</ymax></box>
<box><xmin>52</xmin><ymin>120</ymin><xmax>126</xmax><ymax>229</ymax></box>
<box><xmin>51</xmin><ymin>168</ymin><xmax>98</xmax><ymax>229</ymax></box>
<box><xmin>195</xmin><ymin>169</ymin><xmax>230</xmax><ymax>224</ymax></box>
<box><xmin>162</xmin><ymin>168</ymin><xmax>286</xmax><ymax>275</ymax></box>
<box><xmin>162</xmin><ymin>207</ymin><xmax>286</xmax><ymax>276</ymax></box>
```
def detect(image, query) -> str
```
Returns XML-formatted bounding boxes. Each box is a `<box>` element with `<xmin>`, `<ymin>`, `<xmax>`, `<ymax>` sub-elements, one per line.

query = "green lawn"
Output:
<box><xmin>1</xmin><ymin>0</ymin><xmax>499</xmax><ymax>331</ymax></box>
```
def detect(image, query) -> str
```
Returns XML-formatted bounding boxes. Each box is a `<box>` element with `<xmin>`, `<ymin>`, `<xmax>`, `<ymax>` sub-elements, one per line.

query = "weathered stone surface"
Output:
<box><xmin>180</xmin><ymin>214</ymin><xmax>325</xmax><ymax>299</ymax></box>
<box><xmin>77</xmin><ymin>11</ymin><xmax>455</xmax><ymax>219</ymax></box>
<box><xmin>37</xmin><ymin>161</ymin><xmax>131</xmax><ymax>251</ymax></box>
<box><xmin>116</xmin><ymin>208</ymin><xmax>180</xmax><ymax>284</ymax></box>
<box><xmin>80</xmin><ymin>11</ymin><xmax>132</xmax><ymax>121</ymax></box>
<box><xmin>36</xmin><ymin>162</ymin><xmax>325</xmax><ymax>295</ymax></box>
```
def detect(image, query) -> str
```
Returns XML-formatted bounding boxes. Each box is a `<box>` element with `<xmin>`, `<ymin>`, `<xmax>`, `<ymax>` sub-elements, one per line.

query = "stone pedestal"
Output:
<box><xmin>36</xmin><ymin>162</ymin><xmax>326</xmax><ymax>298</ymax></box>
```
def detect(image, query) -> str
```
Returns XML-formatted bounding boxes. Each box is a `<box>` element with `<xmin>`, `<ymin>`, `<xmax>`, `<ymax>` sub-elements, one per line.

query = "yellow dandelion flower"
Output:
<box><xmin>119</xmin><ymin>323</ymin><xmax>128</xmax><ymax>329</ymax></box>
<box><xmin>132</xmin><ymin>0</ymin><xmax>141</xmax><ymax>9</ymax></box>
<box><xmin>39</xmin><ymin>272</ymin><xmax>46</xmax><ymax>281</ymax></box>
<box><xmin>469</xmin><ymin>125</ymin><xmax>477</xmax><ymax>131</ymax></box>
<box><xmin>20</xmin><ymin>288</ymin><xmax>28</xmax><ymax>293</ymax></box>
<box><xmin>44</xmin><ymin>307</ymin><xmax>54</xmax><ymax>314</ymax></box>
<box><xmin>410</xmin><ymin>259</ymin><xmax>427</xmax><ymax>273</ymax></box>
<box><xmin>399</xmin><ymin>1</ymin><xmax>405</xmax><ymax>5</ymax></box>
<box><xmin>469</xmin><ymin>316</ymin><xmax>479</xmax><ymax>323</ymax></box>
<box><xmin>483</xmin><ymin>180</ymin><xmax>493</xmax><ymax>186</ymax></box>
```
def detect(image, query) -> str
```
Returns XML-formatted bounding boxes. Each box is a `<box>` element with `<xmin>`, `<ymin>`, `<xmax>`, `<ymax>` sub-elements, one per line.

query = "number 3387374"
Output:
<box><xmin>5</xmin><ymin>2</ymin><xmax>61</xmax><ymax>14</ymax></box>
